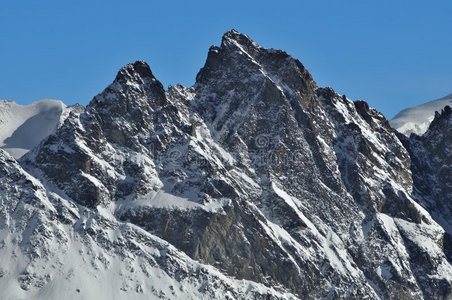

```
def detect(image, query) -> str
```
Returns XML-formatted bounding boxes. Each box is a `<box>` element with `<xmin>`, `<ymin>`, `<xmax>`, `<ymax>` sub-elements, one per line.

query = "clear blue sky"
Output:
<box><xmin>1</xmin><ymin>0</ymin><xmax>451</xmax><ymax>118</ymax></box>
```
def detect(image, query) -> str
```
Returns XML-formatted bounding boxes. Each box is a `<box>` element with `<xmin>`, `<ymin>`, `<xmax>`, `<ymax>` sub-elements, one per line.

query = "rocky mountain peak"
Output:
<box><xmin>89</xmin><ymin>60</ymin><xmax>166</xmax><ymax>112</ymax></box>
<box><xmin>114</xmin><ymin>60</ymin><xmax>157</xmax><ymax>84</ymax></box>
<box><xmin>3</xmin><ymin>30</ymin><xmax>452</xmax><ymax>299</ymax></box>
<box><xmin>220</xmin><ymin>29</ymin><xmax>260</xmax><ymax>52</ymax></box>
<box><xmin>194</xmin><ymin>30</ymin><xmax>318</xmax><ymax>150</ymax></box>
<box><xmin>83</xmin><ymin>60</ymin><xmax>167</xmax><ymax>150</ymax></box>
<box><xmin>197</xmin><ymin>30</ymin><xmax>315</xmax><ymax>90</ymax></box>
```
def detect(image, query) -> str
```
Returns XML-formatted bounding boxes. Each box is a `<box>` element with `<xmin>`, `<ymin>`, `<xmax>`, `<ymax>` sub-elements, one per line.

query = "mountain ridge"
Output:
<box><xmin>390</xmin><ymin>93</ymin><xmax>452</xmax><ymax>136</ymax></box>
<box><xmin>1</xmin><ymin>30</ymin><xmax>451</xmax><ymax>299</ymax></box>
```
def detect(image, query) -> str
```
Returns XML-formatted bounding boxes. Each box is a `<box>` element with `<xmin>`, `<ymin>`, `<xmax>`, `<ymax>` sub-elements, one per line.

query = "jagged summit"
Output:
<box><xmin>114</xmin><ymin>60</ymin><xmax>158</xmax><ymax>84</ymax></box>
<box><xmin>221</xmin><ymin>29</ymin><xmax>260</xmax><ymax>50</ymax></box>
<box><xmin>222</xmin><ymin>28</ymin><xmax>245</xmax><ymax>40</ymax></box>
<box><xmin>422</xmin><ymin>104</ymin><xmax>452</xmax><ymax>151</ymax></box>
<box><xmin>196</xmin><ymin>30</ymin><xmax>316</xmax><ymax>105</ymax></box>
<box><xmin>88</xmin><ymin>59</ymin><xmax>166</xmax><ymax>115</ymax></box>
<box><xmin>431</xmin><ymin>105</ymin><xmax>452</xmax><ymax>127</ymax></box>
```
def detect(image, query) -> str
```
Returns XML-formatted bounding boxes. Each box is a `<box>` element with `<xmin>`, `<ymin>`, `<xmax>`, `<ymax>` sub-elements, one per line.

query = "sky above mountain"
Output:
<box><xmin>0</xmin><ymin>0</ymin><xmax>451</xmax><ymax>119</ymax></box>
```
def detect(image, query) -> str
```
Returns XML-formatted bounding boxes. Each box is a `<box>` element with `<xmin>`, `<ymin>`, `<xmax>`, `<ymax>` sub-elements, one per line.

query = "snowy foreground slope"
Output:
<box><xmin>0</xmin><ymin>99</ymin><xmax>78</xmax><ymax>159</ymax></box>
<box><xmin>390</xmin><ymin>93</ymin><xmax>452</xmax><ymax>136</ymax></box>
<box><xmin>0</xmin><ymin>151</ymin><xmax>292</xmax><ymax>300</ymax></box>
<box><xmin>1</xmin><ymin>30</ymin><xmax>452</xmax><ymax>299</ymax></box>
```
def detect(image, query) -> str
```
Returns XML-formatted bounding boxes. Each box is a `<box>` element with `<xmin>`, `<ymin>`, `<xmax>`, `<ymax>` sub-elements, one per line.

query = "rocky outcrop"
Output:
<box><xmin>399</xmin><ymin>106</ymin><xmax>452</xmax><ymax>266</ymax></box>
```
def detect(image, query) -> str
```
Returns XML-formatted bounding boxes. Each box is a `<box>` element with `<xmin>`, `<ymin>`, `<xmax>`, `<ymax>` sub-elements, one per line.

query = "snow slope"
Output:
<box><xmin>0</xmin><ymin>99</ymin><xmax>69</xmax><ymax>159</ymax></box>
<box><xmin>0</xmin><ymin>150</ymin><xmax>295</xmax><ymax>300</ymax></box>
<box><xmin>390</xmin><ymin>93</ymin><xmax>452</xmax><ymax>136</ymax></box>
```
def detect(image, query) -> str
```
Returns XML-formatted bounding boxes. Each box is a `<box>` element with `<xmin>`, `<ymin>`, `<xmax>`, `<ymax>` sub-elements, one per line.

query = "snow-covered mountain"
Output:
<box><xmin>390</xmin><ymin>93</ymin><xmax>452</xmax><ymax>136</ymax></box>
<box><xmin>1</xmin><ymin>30</ymin><xmax>451</xmax><ymax>299</ymax></box>
<box><xmin>0</xmin><ymin>99</ymin><xmax>79</xmax><ymax>159</ymax></box>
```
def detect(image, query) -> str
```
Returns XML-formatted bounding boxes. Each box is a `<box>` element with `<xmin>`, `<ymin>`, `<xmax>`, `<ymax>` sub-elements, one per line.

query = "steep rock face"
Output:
<box><xmin>399</xmin><ymin>106</ymin><xmax>452</xmax><ymax>262</ymax></box>
<box><xmin>3</xmin><ymin>31</ymin><xmax>451</xmax><ymax>299</ymax></box>
<box><xmin>411</xmin><ymin>106</ymin><xmax>452</xmax><ymax>204</ymax></box>
<box><xmin>188</xmin><ymin>31</ymin><xmax>449</xmax><ymax>298</ymax></box>
<box><xmin>88</xmin><ymin>60</ymin><xmax>167</xmax><ymax>148</ymax></box>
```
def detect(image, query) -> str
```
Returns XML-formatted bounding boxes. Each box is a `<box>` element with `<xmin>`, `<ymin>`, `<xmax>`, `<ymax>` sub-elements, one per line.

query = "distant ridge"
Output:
<box><xmin>390</xmin><ymin>93</ymin><xmax>452</xmax><ymax>136</ymax></box>
<box><xmin>0</xmin><ymin>99</ymin><xmax>72</xmax><ymax>158</ymax></box>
